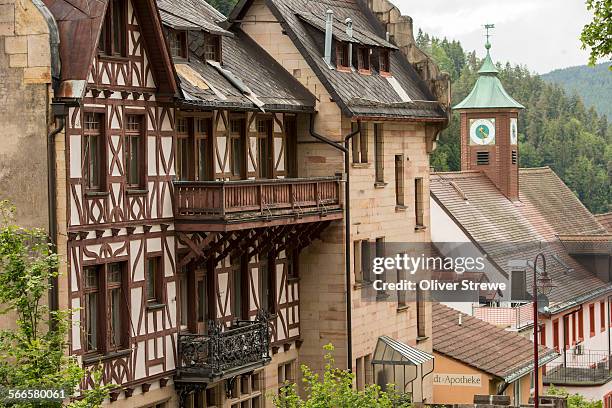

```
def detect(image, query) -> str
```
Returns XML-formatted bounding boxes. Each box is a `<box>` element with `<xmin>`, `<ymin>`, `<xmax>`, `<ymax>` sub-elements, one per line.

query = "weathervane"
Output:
<box><xmin>484</xmin><ymin>23</ymin><xmax>495</xmax><ymax>50</ymax></box>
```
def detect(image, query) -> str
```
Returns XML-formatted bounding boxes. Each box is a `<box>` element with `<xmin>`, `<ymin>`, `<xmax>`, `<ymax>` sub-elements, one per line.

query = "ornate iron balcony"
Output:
<box><xmin>176</xmin><ymin>312</ymin><xmax>271</xmax><ymax>383</ymax></box>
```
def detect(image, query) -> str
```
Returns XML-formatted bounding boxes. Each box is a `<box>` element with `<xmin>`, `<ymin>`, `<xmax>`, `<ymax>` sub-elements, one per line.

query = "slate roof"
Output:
<box><xmin>229</xmin><ymin>0</ymin><xmax>446</xmax><ymax>120</ymax></box>
<box><xmin>433</xmin><ymin>303</ymin><xmax>558</xmax><ymax>382</ymax></box>
<box><xmin>157</xmin><ymin>0</ymin><xmax>315</xmax><ymax>112</ymax></box>
<box><xmin>43</xmin><ymin>0</ymin><xmax>178</xmax><ymax>97</ymax></box>
<box><xmin>430</xmin><ymin>167</ymin><xmax>612</xmax><ymax>312</ymax></box>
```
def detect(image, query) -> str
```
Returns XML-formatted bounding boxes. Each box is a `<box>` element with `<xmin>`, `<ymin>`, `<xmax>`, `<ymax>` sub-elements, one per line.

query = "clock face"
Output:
<box><xmin>470</xmin><ymin>118</ymin><xmax>496</xmax><ymax>145</ymax></box>
<box><xmin>510</xmin><ymin>118</ymin><xmax>518</xmax><ymax>145</ymax></box>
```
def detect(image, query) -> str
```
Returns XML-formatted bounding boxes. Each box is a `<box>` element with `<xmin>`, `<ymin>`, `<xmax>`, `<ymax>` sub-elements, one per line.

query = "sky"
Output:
<box><xmin>395</xmin><ymin>0</ymin><xmax>594</xmax><ymax>74</ymax></box>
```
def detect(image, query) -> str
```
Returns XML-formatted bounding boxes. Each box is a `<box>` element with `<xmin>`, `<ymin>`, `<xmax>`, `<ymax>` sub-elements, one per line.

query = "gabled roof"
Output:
<box><xmin>43</xmin><ymin>0</ymin><xmax>178</xmax><ymax>97</ymax></box>
<box><xmin>157</xmin><ymin>0</ymin><xmax>315</xmax><ymax>112</ymax></box>
<box><xmin>595</xmin><ymin>213</ymin><xmax>612</xmax><ymax>233</ymax></box>
<box><xmin>229</xmin><ymin>0</ymin><xmax>446</xmax><ymax>120</ymax></box>
<box><xmin>433</xmin><ymin>303</ymin><xmax>558</xmax><ymax>383</ymax></box>
<box><xmin>454</xmin><ymin>49</ymin><xmax>524</xmax><ymax>110</ymax></box>
<box><xmin>430</xmin><ymin>168</ymin><xmax>612</xmax><ymax>312</ymax></box>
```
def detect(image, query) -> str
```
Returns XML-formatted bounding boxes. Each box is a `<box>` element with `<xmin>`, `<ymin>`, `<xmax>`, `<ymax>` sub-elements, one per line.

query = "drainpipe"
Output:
<box><xmin>48</xmin><ymin>102</ymin><xmax>67</xmax><ymax>318</ymax></box>
<box><xmin>309</xmin><ymin>114</ymin><xmax>360</xmax><ymax>372</ymax></box>
<box><xmin>323</xmin><ymin>10</ymin><xmax>334</xmax><ymax>68</ymax></box>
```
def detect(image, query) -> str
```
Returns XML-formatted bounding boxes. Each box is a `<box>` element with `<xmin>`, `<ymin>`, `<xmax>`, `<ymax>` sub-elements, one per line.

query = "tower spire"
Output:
<box><xmin>484</xmin><ymin>23</ymin><xmax>495</xmax><ymax>52</ymax></box>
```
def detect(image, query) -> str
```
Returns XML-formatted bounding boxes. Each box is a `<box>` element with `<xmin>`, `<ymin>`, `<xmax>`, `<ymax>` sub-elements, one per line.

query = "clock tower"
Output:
<box><xmin>454</xmin><ymin>28</ymin><xmax>524</xmax><ymax>201</ymax></box>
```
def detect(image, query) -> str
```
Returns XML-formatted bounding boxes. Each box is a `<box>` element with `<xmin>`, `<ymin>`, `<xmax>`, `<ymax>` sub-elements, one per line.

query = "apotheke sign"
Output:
<box><xmin>433</xmin><ymin>373</ymin><xmax>482</xmax><ymax>387</ymax></box>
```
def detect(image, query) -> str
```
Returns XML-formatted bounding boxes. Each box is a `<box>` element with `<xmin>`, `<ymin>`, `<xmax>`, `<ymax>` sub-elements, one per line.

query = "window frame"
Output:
<box><xmin>125</xmin><ymin>113</ymin><xmax>146</xmax><ymax>189</ymax></box>
<box><xmin>83</xmin><ymin>111</ymin><xmax>106</xmax><ymax>192</ymax></box>
<box><xmin>374</xmin><ymin>123</ymin><xmax>384</xmax><ymax>183</ymax></box>
<box><xmin>379</xmin><ymin>49</ymin><xmax>390</xmax><ymax>74</ymax></box>
<box><xmin>168</xmin><ymin>29</ymin><xmax>188</xmax><ymax>59</ymax></box>
<box><xmin>414</xmin><ymin>178</ymin><xmax>425</xmax><ymax>228</ymax></box>
<box><xmin>83</xmin><ymin>261</ymin><xmax>129</xmax><ymax>355</ymax></box>
<box><xmin>203</xmin><ymin>33</ymin><xmax>222</xmax><ymax>62</ymax></box>
<box><xmin>357</xmin><ymin>46</ymin><xmax>371</xmax><ymax>73</ymax></box>
<box><xmin>229</xmin><ymin>117</ymin><xmax>246</xmax><ymax>179</ymax></box>
<box><xmin>98</xmin><ymin>0</ymin><xmax>127</xmax><ymax>57</ymax></box>
<box><xmin>336</xmin><ymin>41</ymin><xmax>350</xmax><ymax>70</ymax></box>
<box><xmin>146</xmin><ymin>255</ymin><xmax>164</xmax><ymax>305</ymax></box>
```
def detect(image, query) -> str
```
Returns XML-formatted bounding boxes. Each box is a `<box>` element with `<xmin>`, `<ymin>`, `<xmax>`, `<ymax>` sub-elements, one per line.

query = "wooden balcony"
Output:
<box><xmin>173</xmin><ymin>176</ymin><xmax>342</xmax><ymax>231</ymax></box>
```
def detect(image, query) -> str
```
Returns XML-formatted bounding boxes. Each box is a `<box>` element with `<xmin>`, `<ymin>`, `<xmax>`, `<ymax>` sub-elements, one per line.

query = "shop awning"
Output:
<box><xmin>373</xmin><ymin>336</ymin><xmax>434</xmax><ymax>366</ymax></box>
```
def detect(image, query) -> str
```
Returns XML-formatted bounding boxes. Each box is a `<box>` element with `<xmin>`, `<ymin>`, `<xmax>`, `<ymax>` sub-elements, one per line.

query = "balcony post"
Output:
<box><xmin>221</xmin><ymin>184</ymin><xmax>226</xmax><ymax>217</ymax></box>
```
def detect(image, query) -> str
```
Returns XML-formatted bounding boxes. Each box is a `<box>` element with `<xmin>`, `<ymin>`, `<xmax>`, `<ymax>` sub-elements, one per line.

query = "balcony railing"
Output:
<box><xmin>473</xmin><ymin>303</ymin><xmax>533</xmax><ymax>329</ymax></box>
<box><xmin>176</xmin><ymin>313</ymin><xmax>271</xmax><ymax>383</ymax></box>
<box><xmin>173</xmin><ymin>176</ymin><xmax>342</xmax><ymax>228</ymax></box>
<box><xmin>544</xmin><ymin>350</ymin><xmax>612</xmax><ymax>386</ymax></box>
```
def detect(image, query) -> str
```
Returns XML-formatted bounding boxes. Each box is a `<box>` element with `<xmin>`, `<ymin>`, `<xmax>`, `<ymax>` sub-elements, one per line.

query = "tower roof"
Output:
<box><xmin>453</xmin><ymin>46</ymin><xmax>524</xmax><ymax>110</ymax></box>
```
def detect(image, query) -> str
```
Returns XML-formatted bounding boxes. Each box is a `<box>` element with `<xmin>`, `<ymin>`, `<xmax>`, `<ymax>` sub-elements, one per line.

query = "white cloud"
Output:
<box><xmin>392</xmin><ymin>0</ymin><xmax>594</xmax><ymax>73</ymax></box>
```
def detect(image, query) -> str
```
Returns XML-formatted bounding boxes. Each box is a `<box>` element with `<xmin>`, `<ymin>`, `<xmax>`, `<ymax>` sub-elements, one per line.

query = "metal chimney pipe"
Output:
<box><xmin>324</xmin><ymin>9</ymin><xmax>333</xmax><ymax>67</ymax></box>
<box><xmin>345</xmin><ymin>18</ymin><xmax>353</xmax><ymax>69</ymax></box>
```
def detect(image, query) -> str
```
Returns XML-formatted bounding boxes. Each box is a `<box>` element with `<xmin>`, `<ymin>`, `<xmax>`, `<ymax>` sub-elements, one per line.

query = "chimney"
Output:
<box><xmin>345</xmin><ymin>18</ymin><xmax>353</xmax><ymax>69</ymax></box>
<box><xmin>458</xmin><ymin>314</ymin><xmax>462</xmax><ymax>326</ymax></box>
<box><xmin>324</xmin><ymin>10</ymin><xmax>333</xmax><ymax>68</ymax></box>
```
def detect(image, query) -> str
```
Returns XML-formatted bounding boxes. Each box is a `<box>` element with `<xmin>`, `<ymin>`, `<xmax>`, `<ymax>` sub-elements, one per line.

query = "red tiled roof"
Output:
<box><xmin>595</xmin><ymin>213</ymin><xmax>612</xmax><ymax>233</ymax></box>
<box><xmin>430</xmin><ymin>167</ymin><xmax>611</xmax><ymax>310</ymax></box>
<box><xmin>433</xmin><ymin>303</ymin><xmax>557</xmax><ymax>381</ymax></box>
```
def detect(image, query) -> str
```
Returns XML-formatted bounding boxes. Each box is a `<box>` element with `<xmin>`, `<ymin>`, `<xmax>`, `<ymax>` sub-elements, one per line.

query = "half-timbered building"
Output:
<box><xmin>1</xmin><ymin>0</ymin><xmax>450</xmax><ymax>406</ymax></box>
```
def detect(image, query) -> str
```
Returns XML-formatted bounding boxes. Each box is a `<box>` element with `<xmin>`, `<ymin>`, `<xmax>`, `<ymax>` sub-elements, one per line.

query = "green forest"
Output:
<box><xmin>542</xmin><ymin>63</ymin><xmax>612</xmax><ymax>120</ymax></box>
<box><xmin>416</xmin><ymin>31</ymin><xmax>611</xmax><ymax>214</ymax></box>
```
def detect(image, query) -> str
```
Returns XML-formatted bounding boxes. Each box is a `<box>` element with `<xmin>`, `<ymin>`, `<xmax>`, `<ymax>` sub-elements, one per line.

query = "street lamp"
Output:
<box><xmin>533</xmin><ymin>252</ymin><xmax>554</xmax><ymax>408</ymax></box>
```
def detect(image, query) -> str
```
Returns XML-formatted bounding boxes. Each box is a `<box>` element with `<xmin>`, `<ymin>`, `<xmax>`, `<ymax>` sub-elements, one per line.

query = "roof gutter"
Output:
<box><xmin>502</xmin><ymin>351</ymin><xmax>559</xmax><ymax>384</ymax></box>
<box><xmin>547</xmin><ymin>284</ymin><xmax>612</xmax><ymax>315</ymax></box>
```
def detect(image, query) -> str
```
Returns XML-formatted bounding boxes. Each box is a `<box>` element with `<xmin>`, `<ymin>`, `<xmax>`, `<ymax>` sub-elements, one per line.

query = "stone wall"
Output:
<box><xmin>0</xmin><ymin>0</ymin><xmax>51</xmax><ymax>228</ymax></box>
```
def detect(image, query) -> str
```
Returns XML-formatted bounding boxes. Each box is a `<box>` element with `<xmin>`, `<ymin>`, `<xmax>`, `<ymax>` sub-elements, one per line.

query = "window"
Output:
<box><xmin>374</xmin><ymin>124</ymin><xmax>384</xmax><ymax>183</ymax></box>
<box><xmin>125</xmin><ymin>115</ymin><xmax>144</xmax><ymax>188</ymax></box>
<box><xmin>176</xmin><ymin>117</ymin><xmax>191</xmax><ymax>181</ymax></box>
<box><xmin>357</xmin><ymin>47</ymin><xmax>371</xmax><ymax>71</ymax></box>
<box><xmin>84</xmin><ymin>113</ymin><xmax>105</xmax><ymax>191</ymax></box>
<box><xmin>578</xmin><ymin>309</ymin><xmax>584</xmax><ymax>341</ymax></box>
<box><xmin>107</xmin><ymin>263</ymin><xmax>126</xmax><ymax>350</ymax></box>
<box><xmin>146</xmin><ymin>256</ymin><xmax>163</xmax><ymax>304</ymax></box>
<box><xmin>228</xmin><ymin>372</ymin><xmax>262</xmax><ymax>407</ymax></box>
<box><xmin>355</xmin><ymin>355</ymin><xmax>372</xmax><ymax>390</ymax></box>
<box><xmin>98</xmin><ymin>0</ymin><xmax>126</xmax><ymax>56</ymax></box>
<box><xmin>168</xmin><ymin>29</ymin><xmax>187</xmax><ymax>58</ymax></box>
<box><xmin>287</xmin><ymin>249</ymin><xmax>299</xmax><ymax>280</ymax></box>
<box><xmin>553</xmin><ymin>318</ymin><xmax>560</xmax><ymax>351</ymax></box>
<box><xmin>572</xmin><ymin>313</ymin><xmax>577</xmax><ymax>345</ymax></box>
<box><xmin>354</xmin><ymin>240</ymin><xmax>371</xmax><ymax>283</ymax></box>
<box><xmin>375</xmin><ymin>238</ymin><xmax>386</xmax><ymax>299</ymax></box>
<box><xmin>230</xmin><ymin>119</ymin><xmax>245</xmax><ymax>178</ymax></box>
<box><xmin>476</xmin><ymin>151</ymin><xmax>489</xmax><ymax>165</ymax></box>
<box><xmin>195</xmin><ymin>118</ymin><xmax>211</xmax><ymax>180</ymax></box>
<box><xmin>204</xmin><ymin>33</ymin><xmax>221</xmax><ymax>62</ymax></box>
<box><xmin>590</xmin><ymin>303</ymin><xmax>596</xmax><ymax>337</ymax></box>
<box><xmin>563</xmin><ymin>315</ymin><xmax>570</xmax><ymax>349</ymax></box>
<box><xmin>379</xmin><ymin>49</ymin><xmax>390</xmax><ymax>73</ymax></box>
<box><xmin>397</xmin><ymin>255</ymin><xmax>407</xmax><ymax>308</ymax></box>
<box><xmin>278</xmin><ymin>361</ymin><xmax>295</xmax><ymax>393</ymax></box>
<box><xmin>258</xmin><ymin>257</ymin><xmax>275</xmax><ymax>314</ymax></box>
<box><xmin>601</xmin><ymin>301</ymin><xmax>606</xmax><ymax>332</ymax></box>
<box><xmin>179</xmin><ymin>269</ymin><xmax>188</xmax><ymax>326</ymax></box>
<box><xmin>232</xmin><ymin>256</ymin><xmax>243</xmax><ymax>320</ymax></box>
<box><xmin>512</xmin><ymin>150</ymin><xmax>517</xmax><ymax>165</ymax></box>
<box><xmin>84</xmin><ymin>266</ymin><xmax>100</xmax><ymax>352</ymax></box>
<box><xmin>83</xmin><ymin>262</ymin><xmax>128</xmax><ymax>353</ymax></box>
<box><xmin>415</xmin><ymin>178</ymin><xmax>424</xmax><ymax>227</ymax></box>
<box><xmin>416</xmin><ymin>287</ymin><xmax>426</xmax><ymax>338</ymax></box>
<box><xmin>256</xmin><ymin>119</ymin><xmax>272</xmax><ymax>178</ymax></box>
<box><xmin>395</xmin><ymin>155</ymin><xmax>404</xmax><ymax>206</ymax></box>
<box><xmin>513</xmin><ymin>378</ymin><xmax>521</xmax><ymax>405</ymax></box>
<box><xmin>351</xmin><ymin>122</ymin><xmax>368</xmax><ymax>164</ymax></box>
<box><xmin>336</xmin><ymin>42</ymin><xmax>349</xmax><ymax>68</ymax></box>
<box><xmin>197</xmin><ymin>277</ymin><xmax>207</xmax><ymax>323</ymax></box>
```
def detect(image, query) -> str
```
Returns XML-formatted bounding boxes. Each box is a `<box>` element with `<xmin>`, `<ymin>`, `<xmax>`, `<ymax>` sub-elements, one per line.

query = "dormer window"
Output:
<box><xmin>379</xmin><ymin>49</ymin><xmax>390</xmax><ymax>74</ymax></box>
<box><xmin>357</xmin><ymin>47</ymin><xmax>371</xmax><ymax>72</ymax></box>
<box><xmin>336</xmin><ymin>42</ymin><xmax>350</xmax><ymax>69</ymax></box>
<box><xmin>98</xmin><ymin>0</ymin><xmax>126</xmax><ymax>57</ymax></box>
<box><xmin>204</xmin><ymin>33</ymin><xmax>221</xmax><ymax>62</ymax></box>
<box><xmin>168</xmin><ymin>29</ymin><xmax>188</xmax><ymax>59</ymax></box>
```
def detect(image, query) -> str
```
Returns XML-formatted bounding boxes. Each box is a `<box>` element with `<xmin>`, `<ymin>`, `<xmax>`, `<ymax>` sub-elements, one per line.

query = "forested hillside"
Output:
<box><xmin>416</xmin><ymin>31</ymin><xmax>611</xmax><ymax>214</ymax></box>
<box><xmin>206</xmin><ymin>0</ymin><xmax>237</xmax><ymax>15</ymax></box>
<box><xmin>542</xmin><ymin>63</ymin><xmax>612</xmax><ymax>120</ymax></box>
